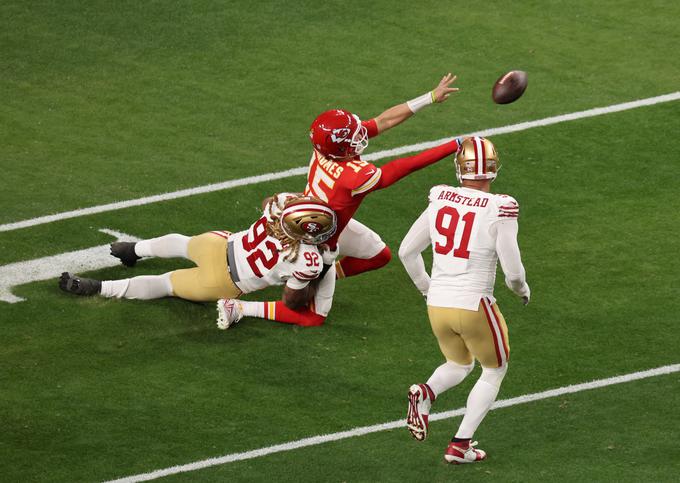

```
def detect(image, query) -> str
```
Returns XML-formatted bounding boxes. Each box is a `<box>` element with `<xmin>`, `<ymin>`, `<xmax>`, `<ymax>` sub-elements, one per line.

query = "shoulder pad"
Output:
<box><xmin>494</xmin><ymin>194</ymin><xmax>520</xmax><ymax>218</ymax></box>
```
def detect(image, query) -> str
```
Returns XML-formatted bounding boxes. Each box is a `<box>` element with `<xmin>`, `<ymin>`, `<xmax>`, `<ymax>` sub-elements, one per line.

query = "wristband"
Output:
<box><xmin>406</xmin><ymin>91</ymin><xmax>434</xmax><ymax>113</ymax></box>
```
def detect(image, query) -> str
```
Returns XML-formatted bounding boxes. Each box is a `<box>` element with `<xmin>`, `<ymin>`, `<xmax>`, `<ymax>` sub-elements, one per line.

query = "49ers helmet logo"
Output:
<box><xmin>280</xmin><ymin>196</ymin><xmax>337</xmax><ymax>245</ymax></box>
<box><xmin>301</xmin><ymin>221</ymin><xmax>321</xmax><ymax>234</ymax></box>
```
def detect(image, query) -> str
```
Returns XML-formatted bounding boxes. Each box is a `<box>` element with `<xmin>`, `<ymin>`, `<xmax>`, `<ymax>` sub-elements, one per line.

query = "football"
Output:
<box><xmin>492</xmin><ymin>70</ymin><xmax>528</xmax><ymax>104</ymax></box>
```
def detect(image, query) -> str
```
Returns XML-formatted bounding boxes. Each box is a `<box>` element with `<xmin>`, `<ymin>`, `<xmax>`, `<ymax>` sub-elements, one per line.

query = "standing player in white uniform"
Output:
<box><xmin>59</xmin><ymin>194</ymin><xmax>337</xmax><ymax>330</ymax></box>
<box><xmin>398</xmin><ymin>136</ymin><xmax>530</xmax><ymax>464</ymax></box>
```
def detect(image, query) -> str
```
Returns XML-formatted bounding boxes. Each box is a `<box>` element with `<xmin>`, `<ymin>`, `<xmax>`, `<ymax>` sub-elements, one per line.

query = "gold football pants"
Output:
<box><xmin>427</xmin><ymin>297</ymin><xmax>510</xmax><ymax>368</ymax></box>
<box><xmin>169</xmin><ymin>231</ymin><xmax>242</xmax><ymax>302</ymax></box>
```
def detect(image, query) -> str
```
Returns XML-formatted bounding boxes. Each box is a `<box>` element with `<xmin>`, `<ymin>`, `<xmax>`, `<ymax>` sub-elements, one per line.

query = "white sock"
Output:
<box><xmin>101</xmin><ymin>273</ymin><xmax>174</xmax><ymax>300</ymax></box>
<box><xmin>239</xmin><ymin>301</ymin><xmax>264</xmax><ymax>318</ymax></box>
<box><xmin>455</xmin><ymin>365</ymin><xmax>507</xmax><ymax>439</ymax></box>
<box><xmin>426</xmin><ymin>361</ymin><xmax>474</xmax><ymax>398</ymax></box>
<box><xmin>134</xmin><ymin>234</ymin><xmax>190</xmax><ymax>259</ymax></box>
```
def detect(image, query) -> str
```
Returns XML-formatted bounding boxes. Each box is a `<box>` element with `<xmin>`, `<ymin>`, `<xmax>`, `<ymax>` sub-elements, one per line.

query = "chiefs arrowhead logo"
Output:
<box><xmin>330</xmin><ymin>128</ymin><xmax>350</xmax><ymax>143</ymax></box>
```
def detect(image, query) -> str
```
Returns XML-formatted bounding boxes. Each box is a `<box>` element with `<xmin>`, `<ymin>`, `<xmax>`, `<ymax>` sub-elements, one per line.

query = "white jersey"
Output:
<box><xmin>228</xmin><ymin>196</ymin><xmax>322</xmax><ymax>294</ymax></box>
<box><xmin>399</xmin><ymin>184</ymin><xmax>527</xmax><ymax>310</ymax></box>
<box><xmin>425</xmin><ymin>185</ymin><xmax>519</xmax><ymax>309</ymax></box>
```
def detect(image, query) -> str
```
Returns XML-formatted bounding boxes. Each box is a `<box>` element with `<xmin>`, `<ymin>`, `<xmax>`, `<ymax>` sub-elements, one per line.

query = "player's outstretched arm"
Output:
<box><xmin>398</xmin><ymin>210</ymin><xmax>432</xmax><ymax>296</ymax></box>
<box><xmin>369</xmin><ymin>137</ymin><xmax>462</xmax><ymax>192</ymax></box>
<box><xmin>373</xmin><ymin>73</ymin><xmax>459</xmax><ymax>134</ymax></box>
<box><xmin>494</xmin><ymin>220</ymin><xmax>530</xmax><ymax>304</ymax></box>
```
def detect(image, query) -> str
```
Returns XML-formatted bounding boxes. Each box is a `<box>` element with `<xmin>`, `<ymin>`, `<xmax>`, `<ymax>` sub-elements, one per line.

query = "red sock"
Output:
<box><xmin>336</xmin><ymin>246</ymin><xmax>392</xmax><ymax>278</ymax></box>
<box><xmin>263</xmin><ymin>301</ymin><xmax>326</xmax><ymax>327</ymax></box>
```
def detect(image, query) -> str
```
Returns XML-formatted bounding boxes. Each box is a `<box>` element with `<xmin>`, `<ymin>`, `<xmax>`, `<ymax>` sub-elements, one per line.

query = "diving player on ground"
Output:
<box><xmin>224</xmin><ymin>74</ymin><xmax>464</xmax><ymax>326</ymax></box>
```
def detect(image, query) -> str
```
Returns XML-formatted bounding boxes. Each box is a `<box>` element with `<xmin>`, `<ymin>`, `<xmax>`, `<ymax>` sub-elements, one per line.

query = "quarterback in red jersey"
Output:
<box><xmin>230</xmin><ymin>75</ymin><xmax>464</xmax><ymax>328</ymax></box>
<box><xmin>304</xmin><ymin>73</ymin><xmax>462</xmax><ymax>279</ymax></box>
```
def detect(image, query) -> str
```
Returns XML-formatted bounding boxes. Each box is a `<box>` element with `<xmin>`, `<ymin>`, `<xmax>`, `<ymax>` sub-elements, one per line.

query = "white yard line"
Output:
<box><xmin>106</xmin><ymin>363</ymin><xmax>680</xmax><ymax>483</ymax></box>
<box><xmin>3</xmin><ymin>91</ymin><xmax>680</xmax><ymax>234</ymax></box>
<box><xmin>0</xmin><ymin>228</ymin><xmax>139</xmax><ymax>303</ymax></box>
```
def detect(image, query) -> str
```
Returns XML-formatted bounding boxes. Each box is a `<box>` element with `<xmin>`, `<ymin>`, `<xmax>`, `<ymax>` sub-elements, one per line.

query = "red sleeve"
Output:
<box><xmin>362</xmin><ymin>119</ymin><xmax>379</xmax><ymax>139</ymax></box>
<box><xmin>349</xmin><ymin>163</ymin><xmax>382</xmax><ymax>195</ymax></box>
<box><xmin>371</xmin><ymin>139</ymin><xmax>460</xmax><ymax>192</ymax></box>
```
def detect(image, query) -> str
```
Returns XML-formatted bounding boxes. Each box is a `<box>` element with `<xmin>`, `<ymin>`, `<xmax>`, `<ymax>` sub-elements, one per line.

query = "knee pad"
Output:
<box><xmin>480</xmin><ymin>364</ymin><xmax>508</xmax><ymax>388</ymax></box>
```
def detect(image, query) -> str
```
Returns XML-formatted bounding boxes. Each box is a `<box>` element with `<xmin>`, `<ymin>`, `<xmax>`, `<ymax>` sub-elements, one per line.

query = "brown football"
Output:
<box><xmin>492</xmin><ymin>70</ymin><xmax>528</xmax><ymax>104</ymax></box>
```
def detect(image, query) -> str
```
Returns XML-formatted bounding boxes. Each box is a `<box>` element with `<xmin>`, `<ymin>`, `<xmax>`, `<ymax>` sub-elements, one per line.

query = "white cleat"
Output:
<box><xmin>444</xmin><ymin>440</ymin><xmax>487</xmax><ymax>464</ymax></box>
<box><xmin>216</xmin><ymin>299</ymin><xmax>244</xmax><ymax>330</ymax></box>
<box><xmin>406</xmin><ymin>383</ymin><xmax>434</xmax><ymax>441</ymax></box>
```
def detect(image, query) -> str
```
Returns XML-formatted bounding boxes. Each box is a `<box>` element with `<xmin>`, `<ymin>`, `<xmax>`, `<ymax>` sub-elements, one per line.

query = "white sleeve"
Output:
<box><xmin>398</xmin><ymin>210</ymin><xmax>432</xmax><ymax>296</ymax></box>
<box><xmin>284</xmin><ymin>250</ymin><xmax>321</xmax><ymax>290</ymax></box>
<box><xmin>493</xmin><ymin>220</ymin><xmax>530</xmax><ymax>298</ymax></box>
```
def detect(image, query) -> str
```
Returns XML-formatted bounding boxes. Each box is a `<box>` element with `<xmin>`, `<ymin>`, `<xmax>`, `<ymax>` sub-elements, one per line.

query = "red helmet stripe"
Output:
<box><xmin>282</xmin><ymin>204</ymin><xmax>334</xmax><ymax>218</ymax></box>
<box><xmin>479</xmin><ymin>138</ymin><xmax>487</xmax><ymax>174</ymax></box>
<box><xmin>472</xmin><ymin>136</ymin><xmax>485</xmax><ymax>176</ymax></box>
<box><xmin>472</xmin><ymin>137</ymin><xmax>480</xmax><ymax>175</ymax></box>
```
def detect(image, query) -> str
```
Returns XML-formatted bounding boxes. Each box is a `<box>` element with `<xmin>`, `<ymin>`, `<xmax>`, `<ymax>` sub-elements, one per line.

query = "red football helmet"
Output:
<box><xmin>309</xmin><ymin>109</ymin><xmax>369</xmax><ymax>160</ymax></box>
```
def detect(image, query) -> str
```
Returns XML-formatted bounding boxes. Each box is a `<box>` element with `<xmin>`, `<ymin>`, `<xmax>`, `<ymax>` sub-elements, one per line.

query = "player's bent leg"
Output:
<box><xmin>230</xmin><ymin>265</ymin><xmax>336</xmax><ymax>328</ymax></box>
<box><xmin>407</xmin><ymin>307</ymin><xmax>474</xmax><ymax>442</ymax></box>
<box><xmin>408</xmin><ymin>360</ymin><xmax>474</xmax><ymax>442</ymax></box>
<box><xmin>427</xmin><ymin>360</ymin><xmax>474</xmax><ymax>397</ymax></box>
<box><xmin>227</xmin><ymin>300</ymin><xmax>326</xmax><ymax>329</ymax></box>
<box><xmin>443</xmin><ymin>298</ymin><xmax>510</xmax><ymax>462</ymax></box>
<box><xmin>336</xmin><ymin>246</ymin><xmax>392</xmax><ymax>279</ymax></box>
<box><xmin>455</xmin><ymin>364</ymin><xmax>507</xmax><ymax>440</ymax></box>
<box><xmin>335</xmin><ymin>219</ymin><xmax>390</xmax><ymax>278</ymax></box>
<box><xmin>444</xmin><ymin>364</ymin><xmax>507</xmax><ymax>464</ymax></box>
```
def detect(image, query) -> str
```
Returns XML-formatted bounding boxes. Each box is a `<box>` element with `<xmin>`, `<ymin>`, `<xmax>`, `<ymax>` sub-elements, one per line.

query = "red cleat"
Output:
<box><xmin>406</xmin><ymin>383</ymin><xmax>435</xmax><ymax>441</ymax></box>
<box><xmin>444</xmin><ymin>440</ymin><xmax>487</xmax><ymax>464</ymax></box>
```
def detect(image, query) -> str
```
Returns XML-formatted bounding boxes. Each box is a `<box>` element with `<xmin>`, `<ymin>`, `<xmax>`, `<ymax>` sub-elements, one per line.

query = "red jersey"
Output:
<box><xmin>304</xmin><ymin>120</ymin><xmax>381</xmax><ymax>246</ymax></box>
<box><xmin>304</xmin><ymin>119</ymin><xmax>460</xmax><ymax>247</ymax></box>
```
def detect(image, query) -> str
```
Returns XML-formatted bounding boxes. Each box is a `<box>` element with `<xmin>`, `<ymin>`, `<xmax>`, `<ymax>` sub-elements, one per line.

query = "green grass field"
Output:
<box><xmin>2</xmin><ymin>1</ymin><xmax>680</xmax><ymax>481</ymax></box>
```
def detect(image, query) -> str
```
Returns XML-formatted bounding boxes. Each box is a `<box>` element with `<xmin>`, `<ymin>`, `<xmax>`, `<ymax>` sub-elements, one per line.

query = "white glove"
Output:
<box><xmin>320</xmin><ymin>244</ymin><xmax>339</xmax><ymax>265</ymax></box>
<box><xmin>518</xmin><ymin>282</ymin><xmax>531</xmax><ymax>305</ymax></box>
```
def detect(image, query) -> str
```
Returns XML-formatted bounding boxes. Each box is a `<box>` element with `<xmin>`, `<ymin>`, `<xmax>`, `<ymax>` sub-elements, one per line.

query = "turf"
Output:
<box><xmin>159</xmin><ymin>373</ymin><xmax>680</xmax><ymax>483</ymax></box>
<box><xmin>2</xmin><ymin>0</ymin><xmax>679</xmax><ymax>222</ymax></box>
<box><xmin>1</xmin><ymin>0</ymin><xmax>680</xmax><ymax>482</ymax></box>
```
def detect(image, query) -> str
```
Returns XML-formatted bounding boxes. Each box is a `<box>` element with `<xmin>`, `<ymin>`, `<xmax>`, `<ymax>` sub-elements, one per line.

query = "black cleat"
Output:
<box><xmin>59</xmin><ymin>272</ymin><xmax>102</xmax><ymax>296</ymax></box>
<box><xmin>110</xmin><ymin>241</ymin><xmax>141</xmax><ymax>267</ymax></box>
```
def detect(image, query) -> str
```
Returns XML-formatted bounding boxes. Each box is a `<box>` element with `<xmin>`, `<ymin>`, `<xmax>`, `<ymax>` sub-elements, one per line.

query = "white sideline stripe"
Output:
<box><xmin>106</xmin><ymin>363</ymin><xmax>680</xmax><ymax>483</ymax></box>
<box><xmin>3</xmin><ymin>91</ymin><xmax>680</xmax><ymax>235</ymax></box>
<box><xmin>0</xmin><ymin>228</ymin><xmax>140</xmax><ymax>303</ymax></box>
<box><xmin>0</xmin><ymin>167</ymin><xmax>307</xmax><ymax>233</ymax></box>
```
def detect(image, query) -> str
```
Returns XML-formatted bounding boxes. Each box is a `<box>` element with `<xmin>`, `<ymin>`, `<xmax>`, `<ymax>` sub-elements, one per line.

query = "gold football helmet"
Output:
<box><xmin>455</xmin><ymin>136</ymin><xmax>501</xmax><ymax>183</ymax></box>
<box><xmin>280</xmin><ymin>196</ymin><xmax>337</xmax><ymax>245</ymax></box>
